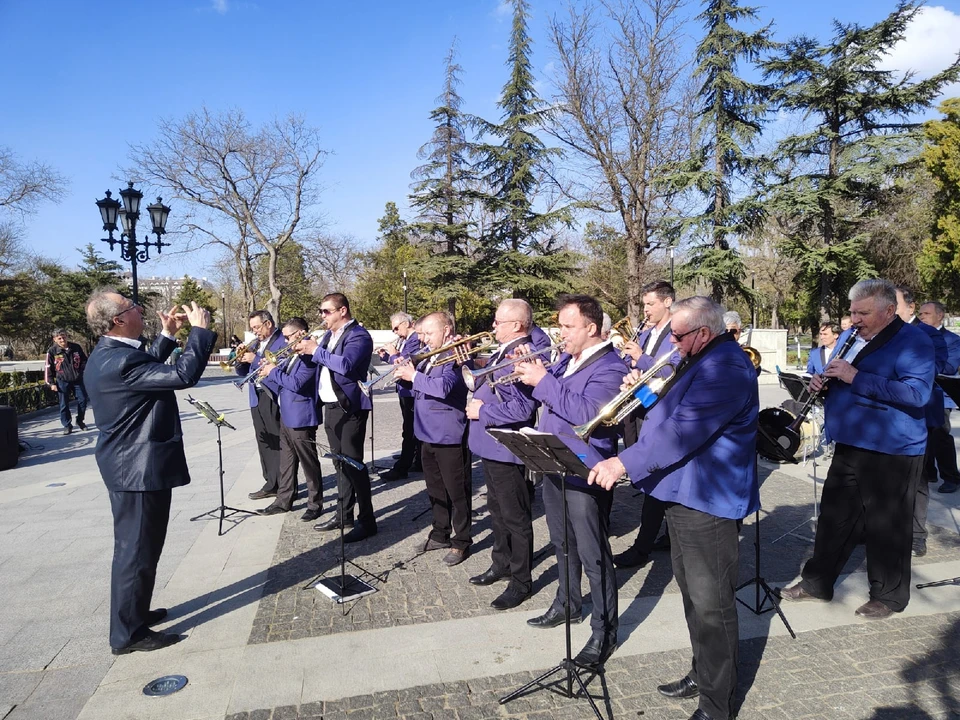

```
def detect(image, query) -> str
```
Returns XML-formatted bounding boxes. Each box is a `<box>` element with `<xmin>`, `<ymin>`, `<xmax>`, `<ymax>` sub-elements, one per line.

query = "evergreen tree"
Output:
<box><xmin>172</xmin><ymin>276</ymin><xmax>217</xmax><ymax>342</ymax></box>
<box><xmin>761</xmin><ymin>1</ymin><xmax>960</xmax><ymax>322</ymax></box>
<box><xmin>472</xmin><ymin>0</ymin><xmax>575</xmax><ymax>314</ymax></box>
<box><xmin>667</xmin><ymin>0</ymin><xmax>774</xmax><ymax>303</ymax></box>
<box><xmin>919</xmin><ymin>97</ymin><xmax>960</xmax><ymax>306</ymax></box>
<box><xmin>409</xmin><ymin>42</ymin><xmax>477</xmax><ymax>317</ymax></box>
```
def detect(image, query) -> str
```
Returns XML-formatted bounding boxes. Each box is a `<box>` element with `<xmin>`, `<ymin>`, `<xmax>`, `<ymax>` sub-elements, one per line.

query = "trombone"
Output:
<box><xmin>408</xmin><ymin>332</ymin><xmax>498</xmax><ymax>369</ymax></box>
<box><xmin>461</xmin><ymin>342</ymin><xmax>566</xmax><ymax>392</ymax></box>
<box><xmin>573</xmin><ymin>353</ymin><xmax>678</xmax><ymax>440</ymax></box>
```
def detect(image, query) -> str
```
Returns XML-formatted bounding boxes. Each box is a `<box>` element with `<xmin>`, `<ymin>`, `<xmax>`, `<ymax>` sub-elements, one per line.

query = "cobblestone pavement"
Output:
<box><xmin>228</xmin><ymin>610</ymin><xmax>960</xmax><ymax>720</ymax></box>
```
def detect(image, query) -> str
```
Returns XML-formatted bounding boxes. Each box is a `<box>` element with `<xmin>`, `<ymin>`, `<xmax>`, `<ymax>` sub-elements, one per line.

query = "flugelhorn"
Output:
<box><xmin>409</xmin><ymin>332</ymin><xmax>498</xmax><ymax>368</ymax></box>
<box><xmin>461</xmin><ymin>342</ymin><xmax>566</xmax><ymax>392</ymax></box>
<box><xmin>573</xmin><ymin>353</ymin><xmax>678</xmax><ymax>440</ymax></box>
<box><xmin>220</xmin><ymin>339</ymin><xmax>258</xmax><ymax>371</ymax></box>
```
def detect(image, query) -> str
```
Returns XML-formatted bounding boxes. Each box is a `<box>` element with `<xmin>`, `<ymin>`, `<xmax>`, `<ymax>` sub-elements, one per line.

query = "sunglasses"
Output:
<box><xmin>671</xmin><ymin>326</ymin><xmax>705</xmax><ymax>341</ymax></box>
<box><xmin>320</xmin><ymin>307</ymin><xmax>342</xmax><ymax>316</ymax></box>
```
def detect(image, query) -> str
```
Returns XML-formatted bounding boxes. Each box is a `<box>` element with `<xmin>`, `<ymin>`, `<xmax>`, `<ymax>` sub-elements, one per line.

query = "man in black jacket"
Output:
<box><xmin>44</xmin><ymin>329</ymin><xmax>89</xmax><ymax>435</ymax></box>
<box><xmin>83</xmin><ymin>290</ymin><xmax>215</xmax><ymax>655</ymax></box>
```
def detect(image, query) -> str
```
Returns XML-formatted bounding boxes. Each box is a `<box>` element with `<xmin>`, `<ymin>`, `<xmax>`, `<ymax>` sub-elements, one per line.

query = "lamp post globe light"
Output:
<box><xmin>95</xmin><ymin>182</ymin><xmax>171</xmax><ymax>304</ymax></box>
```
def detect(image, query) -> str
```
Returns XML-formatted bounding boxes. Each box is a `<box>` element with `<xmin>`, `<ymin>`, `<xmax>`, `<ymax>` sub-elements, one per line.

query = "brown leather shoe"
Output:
<box><xmin>442</xmin><ymin>548</ymin><xmax>468</xmax><ymax>566</ymax></box>
<box><xmin>778</xmin><ymin>584</ymin><xmax>829</xmax><ymax>602</ymax></box>
<box><xmin>855</xmin><ymin>599</ymin><xmax>894</xmax><ymax>619</ymax></box>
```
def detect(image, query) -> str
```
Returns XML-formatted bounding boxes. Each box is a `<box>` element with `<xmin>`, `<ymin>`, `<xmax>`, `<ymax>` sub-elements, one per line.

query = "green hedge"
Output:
<box><xmin>0</xmin><ymin>375</ymin><xmax>58</xmax><ymax>414</ymax></box>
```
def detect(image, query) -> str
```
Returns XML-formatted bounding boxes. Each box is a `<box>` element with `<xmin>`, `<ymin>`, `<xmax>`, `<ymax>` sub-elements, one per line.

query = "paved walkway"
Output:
<box><xmin>1</xmin><ymin>375</ymin><xmax>959</xmax><ymax>720</ymax></box>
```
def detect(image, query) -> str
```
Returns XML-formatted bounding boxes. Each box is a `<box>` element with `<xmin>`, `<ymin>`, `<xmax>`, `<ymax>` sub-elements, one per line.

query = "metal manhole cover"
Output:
<box><xmin>142</xmin><ymin>675</ymin><xmax>188</xmax><ymax>696</ymax></box>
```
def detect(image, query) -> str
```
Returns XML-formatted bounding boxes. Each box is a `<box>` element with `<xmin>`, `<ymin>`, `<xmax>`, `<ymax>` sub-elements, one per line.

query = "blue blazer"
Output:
<box><xmin>389</xmin><ymin>331</ymin><xmax>421</xmax><ymax>399</ymax></box>
<box><xmin>912</xmin><ymin>319</ymin><xmax>949</xmax><ymax>427</ymax></box>
<box><xmin>412</xmin><ymin>355</ymin><xmax>468</xmax><ymax>444</ymax></box>
<box><xmin>633</xmin><ymin>321</ymin><xmax>681</xmax><ymax>373</ymax></box>
<box><xmin>260</xmin><ymin>355</ymin><xmax>319</xmax><ymax>429</ymax></box>
<box><xmin>806</xmin><ymin>345</ymin><xmax>833</xmax><ymax>375</ymax></box>
<box><xmin>621</xmin><ymin>334</ymin><xmax>760</xmax><ymax>520</ymax></box>
<box><xmin>235</xmin><ymin>330</ymin><xmax>286</xmax><ymax>408</ymax></box>
<box><xmin>825</xmin><ymin>319</ymin><xmax>934</xmax><ymax>456</ymax></box>
<box><xmin>84</xmin><ymin>328</ymin><xmax>217</xmax><ymax>492</ymax></box>
<box><xmin>532</xmin><ymin>344</ymin><xmax>625</xmax><ymax>490</ymax></box>
<box><xmin>311</xmin><ymin>321</ymin><xmax>374</xmax><ymax>414</ymax></box>
<box><xmin>941</xmin><ymin>327</ymin><xmax>960</xmax><ymax>409</ymax></box>
<box><xmin>469</xmin><ymin>336</ymin><xmax>539</xmax><ymax>464</ymax></box>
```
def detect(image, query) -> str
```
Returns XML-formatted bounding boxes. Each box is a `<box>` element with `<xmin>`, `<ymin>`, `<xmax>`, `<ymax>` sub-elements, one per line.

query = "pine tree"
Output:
<box><xmin>473</xmin><ymin>0</ymin><xmax>575</xmax><ymax>316</ymax></box>
<box><xmin>409</xmin><ymin>42</ymin><xmax>477</xmax><ymax>317</ymax></box>
<box><xmin>172</xmin><ymin>276</ymin><xmax>217</xmax><ymax>342</ymax></box>
<box><xmin>667</xmin><ymin>0</ymin><xmax>774</xmax><ymax>303</ymax></box>
<box><xmin>761</xmin><ymin>1</ymin><xmax>960</xmax><ymax>322</ymax></box>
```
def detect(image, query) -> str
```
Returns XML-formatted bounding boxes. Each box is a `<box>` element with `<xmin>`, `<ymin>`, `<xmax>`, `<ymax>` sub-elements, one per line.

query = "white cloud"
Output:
<box><xmin>211</xmin><ymin>0</ymin><xmax>229</xmax><ymax>14</ymax></box>
<box><xmin>493</xmin><ymin>0</ymin><xmax>511</xmax><ymax>21</ymax></box>
<box><xmin>878</xmin><ymin>6</ymin><xmax>960</xmax><ymax>78</ymax></box>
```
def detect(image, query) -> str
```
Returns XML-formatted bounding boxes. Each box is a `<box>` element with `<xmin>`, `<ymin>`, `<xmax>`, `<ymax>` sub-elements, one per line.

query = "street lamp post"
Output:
<box><xmin>221</xmin><ymin>292</ymin><xmax>227</xmax><ymax>342</ymax></box>
<box><xmin>668</xmin><ymin>247</ymin><xmax>675</xmax><ymax>286</ymax></box>
<box><xmin>751</xmin><ymin>272</ymin><xmax>757</xmax><ymax>327</ymax></box>
<box><xmin>96</xmin><ymin>182</ymin><xmax>171</xmax><ymax>304</ymax></box>
<box><xmin>402</xmin><ymin>270</ymin><xmax>409</xmax><ymax>314</ymax></box>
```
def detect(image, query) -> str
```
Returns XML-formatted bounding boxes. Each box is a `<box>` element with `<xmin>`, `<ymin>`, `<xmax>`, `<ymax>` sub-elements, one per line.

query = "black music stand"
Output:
<box><xmin>304</xmin><ymin>452</ymin><xmax>386</xmax><ymax>615</ymax></box>
<box><xmin>488</xmin><ymin>429</ymin><xmax>608</xmax><ymax>720</ymax></box>
<box><xmin>366</xmin><ymin>367</ymin><xmax>391</xmax><ymax>472</ymax></box>
<box><xmin>186</xmin><ymin>396</ymin><xmax>257</xmax><ymax>536</ymax></box>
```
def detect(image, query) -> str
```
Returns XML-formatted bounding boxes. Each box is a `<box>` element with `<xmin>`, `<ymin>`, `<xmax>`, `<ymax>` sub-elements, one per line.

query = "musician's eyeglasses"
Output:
<box><xmin>392</xmin><ymin>321</ymin><xmax>408</xmax><ymax>333</ymax></box>
<box><xmin>493</xmin><ymin>318</ymin><xmax>519</xmax><ymax>326</ymax></box>
<box><xmin>671</xmin><ymin>326</ymin><xmax>705</xmax><ymax>342</ymax></box>
<box><xmin>115</xmin><ymin>303</ymin><xmax>143</xmax><ymax>319</ymax></box>
<box><xmin>320</xmin><ymin>307</ymin><xmax>341</xmax><ymax>316</ymax></box>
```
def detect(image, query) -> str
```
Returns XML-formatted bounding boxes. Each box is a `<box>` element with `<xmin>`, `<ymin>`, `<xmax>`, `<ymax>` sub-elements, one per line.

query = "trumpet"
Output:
<box><xmin>573</xmin><ymin>353</ymin><xmax>678</xmax><ymax>440</ymax></box>
<box><xmin>220</xmin><ymin>340</ymin><xmax>258</xmax><ymax>371</ymax></box>
<box><xmin>360</xmin><ymin>367</ymin><xmax>398</xmax><ymax>397</ymax></box>
<box><xmin>409</xmin><ymin>332</ymin><xmax>498</xmax><ymax>368</ymax></box>
<box><xmin>461</xmin><ymin>342</ymin><xmax>566</xmax><ymax>392</ymax></box>
<box><xmin>233</xmin><ymin>330</ymin><xmax>314</xmax><ymax>389</ymax></box>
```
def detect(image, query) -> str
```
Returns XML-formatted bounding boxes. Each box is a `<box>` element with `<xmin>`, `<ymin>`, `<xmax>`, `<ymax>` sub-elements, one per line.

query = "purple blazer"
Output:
<box><xmin>260</xmin><ymin>355</ymin><xmax>319</xmax><ymax>429</ymax></box>
<box><xmin>235</xmin><ymin>330</ymin><xmax>286</xmax><ymax>408</ymax></box>
<box><xmin>622</xmin><ymin>334</ymin><xmax>760</xmax><ymax>520</ymax></box>
<box><xmin>633</xmin><ymin>321</ymin><xmax>680</xmax><ymax>373</ymax></box>
<box><xmin>412</xmin><ymin>355</ymin><xmax>468</xmax><ymax>445</ymax></box>
<box><xmin>389</xmin><ymin>331</ymin><xmax>421</xmax><ymax>399</ymax></box>
<box><xmin>469</xmin><ymin>336</ymin><xmax>539</xmax><ymax>464</ymax></box>
<box><xmin>530</xmin><ymin>325</ymin><xmax>553</xmax><ymax>352</ymax></box>
<box><xmin>532</xmin><ymin>344</ymin><xmax>624</xmax><ymax>489</ymax></box>
<box><xmin>311</xmin><ymin>321</ymin><xmax>374</xmax><ymax>414</ymax></box>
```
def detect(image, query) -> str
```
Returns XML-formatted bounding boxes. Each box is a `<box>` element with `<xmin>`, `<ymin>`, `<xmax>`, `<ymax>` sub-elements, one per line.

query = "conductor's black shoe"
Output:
<box><xmin>526</xmin><ymin>606</ymin><xmax>581</xmax><ymax>629</ymax></box>
<box><xmin>939</xmin><ymin>482</ymin><xmax>959</xmax><ymax>494</ymax></box>
<box><xmin>469</xmin><ymin>567</ymin><xmax>510</xmax><ymax>586</ymax></box>
<box><xmin>315</xmin><ymin>516</ymin><xmax>353</xmax><ymax>532</ymax></box>
<box><xmin>248</xmin><ymin>490</ymin><xmax>277</xmax><ymax>500</ymax></box>
<box><xmin>613</xmin><ymin>546</ymin><xmax>650</xmax><ymax>569</ymax></box>
<box><xmin>379</xmin><ymin>469</ymin><xmax>408</xmax><ymax>481</ymax></box>
<box><xmin>258</xmin><ymin>504</ymin><xmax>288</xmax><ymax>516</ymax></box>
<box><xmin>491</xmin><ymin>587</ymin><xmax>530</xmax><ymax>611</ymax></box>
<box><xmin>392</xmin><ymin>453</ymin><xmax>402</xmax><ymax>460</ymax></box>
<box><xmin>423</xmin><ymin>537</ymin><xmax>452</xmax><ymax>552</ymax></box>
<box><xmin>63</xmin><ymin>425</ymin><xmax>73</xmax><ymax>436</ymax></box>
<box><xmin>146</xmin><ymin>608</ymin><xmax>168</xmax><ymax>625</ymax></box>
<box><xmin>651</xmin><ymin>534</ymin><xmax>672</xmax><ymax>551</ymax></box>
<box><xmin>76</xmin><ymin>421</ymin><xmax>87</xmax><ymax>431</ymax></box>
<box><xmin>111</xmin><ymin>630</ymin><xmax>182</xmax><ymax>655</ymax></box>
<box><xmin>300</xmin><ymin>508</ymin><xmax>322</xmax><ymax>522</ymax></box>
<box><xmin>574</xmin><ymin>636</ymin><xmax>617</xmax><ymax>668</ymax></box>
<box><xmin>344</xmin><ymin>524</ymin><xmax>376</xmax><ymax>543</ymax></box>
<box><xmin>657</xmin><ymin>675</ymin><xmax>700</xmax><ymax>699</ymax></box>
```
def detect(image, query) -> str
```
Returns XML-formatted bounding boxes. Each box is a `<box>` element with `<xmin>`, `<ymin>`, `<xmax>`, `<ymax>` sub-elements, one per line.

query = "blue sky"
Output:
<box><xmin>2</xmin><ymin>0</ymin><xmax>958</xmax><ymax>280</ymax></box>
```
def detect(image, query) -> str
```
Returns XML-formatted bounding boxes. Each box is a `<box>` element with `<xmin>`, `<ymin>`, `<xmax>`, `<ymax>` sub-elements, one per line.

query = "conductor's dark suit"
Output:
<box><xmin>84</xmin><ymin>328</ymin><xmax>216</xmax><ymax>650</ymax></box>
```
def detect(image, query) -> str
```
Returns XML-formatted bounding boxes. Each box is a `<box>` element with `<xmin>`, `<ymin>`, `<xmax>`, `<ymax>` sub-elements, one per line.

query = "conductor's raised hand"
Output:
<box><xmin>157</xmin><ymin>305</ymin><xmax>187</xmax><ymax>335</ymax></box>
<box><xmin>182</xmin><ymin>302</ymin><xmax>210</xmax><ymax>329</ymax></box>
<box><xmin>588</xmin><ymin>456</ymin><xmax>626</xmax><ymax>491</ymax></box>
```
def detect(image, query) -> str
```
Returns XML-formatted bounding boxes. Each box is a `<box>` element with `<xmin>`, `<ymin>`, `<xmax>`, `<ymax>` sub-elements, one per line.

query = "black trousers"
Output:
<box><xmin>108</xmin><ymin>489</ymin><xmax>172</xmax><ymax>649</ymax></box>
<box><xmin>483</xmin><ymin>458</ymin><xmax>533</xmax><ymax>593</ymax></box>
<box><xmin>800</xmin><ymin>443</ymin><xmax>922</xmax><ymax>611</ymax></box>
<box><xmin>251</xmin><ymin>389</ymin><xmax>282</xmax><ymax>493</ymax></box>
<box><xmin>323</xmin><ymin>404</ymin><xmax>375</xmax><ymax>528</ymax></box>
<box><xmin>276</xmin><ymin>424</ymin><xmax>322</xmax><ymax>511</ymax></box>
<box><xmin>623</xmin><ymin>413</ymin><xmax>667</xmax><ymax>552</ymax></box>
<box><xmin>422</xmin><ymin>442</ymin><xmax>472</xmax><ymax>551</ymax></box>
<box><xmin>665</xmin><ymin>503</ymin><xmax>741</xmax><ymax>720</ymax></box>
<box><xmin>924</xmin><ymin>411</ymin><xmax>960</xmax><ymax>484</ymax></box>
<box><xmin>393</xmin><ymin>395</ymin><xmax>420</xmax><ymax>472</ymax></box>
<box><xmin>542</xmin><ymin>475</ymin><xmax>617</xmax><ymax>643</ymax></box>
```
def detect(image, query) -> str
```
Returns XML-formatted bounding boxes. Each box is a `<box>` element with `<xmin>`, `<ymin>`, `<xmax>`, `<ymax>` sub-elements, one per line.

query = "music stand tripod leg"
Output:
<box><xmin>188</xmin><ymin>417</ymin><xmax>256</xmax><ymax>536</ymax></box>
<box><xmin>734</xmin><ymin>508</ymin><xmax>797</xmax><ymax>639</ymax></box>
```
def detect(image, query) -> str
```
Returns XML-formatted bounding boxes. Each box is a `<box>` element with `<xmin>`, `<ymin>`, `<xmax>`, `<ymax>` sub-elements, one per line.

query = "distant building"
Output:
<box><xmin>120</xmin><ymin>273</ymin><xmax>215</xmax><ymax>306</ymax></box>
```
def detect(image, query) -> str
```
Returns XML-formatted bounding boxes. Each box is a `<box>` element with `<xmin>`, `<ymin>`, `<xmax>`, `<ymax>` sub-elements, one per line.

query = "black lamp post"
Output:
<box><xmin>668</xmin><ymin>247</ymin><xmax>675</xmax><ymax>286</ymax></box>
<box><xmin>402</xmin><ymin>269</ymin><xmax>409</xmax><ymax>314</ymax></box>
<box><xmin>751</xmin><ymin>272</ymin><xmax>757</xmax><ymax>327</ymax></box>
<box><xmin>96</xmin><ymin>182</ymin><xmax>171</xmax><ymax>304</ymax></box>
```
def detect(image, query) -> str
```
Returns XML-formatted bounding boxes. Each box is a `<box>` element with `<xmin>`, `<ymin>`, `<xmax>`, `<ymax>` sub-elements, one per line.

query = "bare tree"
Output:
<box><xmin>301</xmin><ymin>231</ymin><xmax>363</xmax><ymax>296</ymax></box>
<box><xmin>0</xmin><ymin>147</ymin><xmax>66</xmax><ymax>215</ymax></box>
<box><xmin>128</xmin><ymin>108</ymin><xmax>328</xmax><ymax>318</ymax></box>
<box><xmin>549</xmin><ymin>0</ymin><xmax>695</xmax><ymax>323</ymax></box>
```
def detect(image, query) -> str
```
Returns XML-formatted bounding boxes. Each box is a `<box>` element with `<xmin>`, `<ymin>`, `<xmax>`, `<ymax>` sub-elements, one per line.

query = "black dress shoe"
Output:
<box><xmin>855</xmin><ymin>599</ymin><xmax>894</xmax><ymax>619</ymax></box>
<box><xmin>469</xmin><ymin>568</ymin><xmax>510</xmax><ymax>586</ymax></box>
<box><xmin>658</xmin><ymin>675</ymin><xmax>700</xmax><ymax>699</ymax></box>
<box><xmin>491</xmin><ymin>587</ymin><xmax>531</xmax><ymax>611</ymax></box>
<box><xmin>613</xmin><ymin>545</ymin><xmax>650</xmax><ymax>569</ymax></box>
<box><xmin>344</xmin><ymin>524</ymin><xmax>377</xmax><ymax>543</ymax></box>
<box><xmin>527</xmin><ymin>606</ymin><xmax>581</xmax><ymax>629</ymax></box>
<box><xmin>248</xmin><ymin>490</ymin><xmax>277</xmax><ymax>500</ymax></box>
<box><xmin>688</xmin><ymin>710</ymin><xmax>715</xmax><ymax>720</ymax></box>
<box><xmin>315</xmin><ymin>516</ymin><xmax>354</xmax><ymax>532</ymax></box>
<box><xmin>777</xmin><ymin>584</ymin><xmax>829</xmax><ymax>602</ymax></box>
<box><xmin>651</xmin><ymin>534</ymin><xmax>672</xmax><ymax>551</ymax></box>
<box><xmin>300</xmin><ymin>508</ymin><xmax>322</xmax><ymax>522</ymax></box>
<box><xmin>76</xmin><ymin>421</ymin><xmax>87</xmax><ymax>431</ymax></box>
<box><xmin>112</xmin><ymin>630</ymin><xmax>182</xmax><ymax>655</ymax></box>
<box><xmin>574</xmin><ymin>636</ymin><xmax>617</xmax><ymax>668</ymax></box>
<box><xmin>443</xmin><ymin>547</ymin><xmax>469</xmax><ymax>566</ymax></box>
<box><xmin>146</xmin><ymin>608</ymin><xmax>168</xmax><ymax>625</ymax></box>
<box><xmin>379</xmin><ymin>469</ymin><xmax>408</xmax><ymax>481</ymax></box>
<box><xmin>258</xmin><ymin>504</ymin><xmax>288</xmax><ymax>516</ymax></box>
<box><xmin>410</xmin><ymin>464</ymin><xmax>423</xmax><ymax>474</ymax></box>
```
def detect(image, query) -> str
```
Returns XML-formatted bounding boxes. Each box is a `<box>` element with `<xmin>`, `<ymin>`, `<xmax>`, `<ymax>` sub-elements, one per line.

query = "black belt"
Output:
<box><xmin>323</xmin><ymin>401</ymin><xmax>341</xmax><ymax>409</ymax></box>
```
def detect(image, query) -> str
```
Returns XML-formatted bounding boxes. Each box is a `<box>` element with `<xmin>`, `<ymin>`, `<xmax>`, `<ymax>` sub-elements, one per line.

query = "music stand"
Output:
<box><xmin>488</xmin><ymin>429</ymin><xmax>608</xmax><ymax>720</ymax></box>
<box><xmin>366</xmin><ymin>367</ymin><xmax>391</xmax><ymax>473</ymax></box>
<box><xmin>304</xmin><ymin>452</ymin><xmax>386</xmax><ymax>615</ymax></box>
<box><xmin>186</xmin><ymin>396</ymin><xmax>257</xmax><ymax>536</ymax></box>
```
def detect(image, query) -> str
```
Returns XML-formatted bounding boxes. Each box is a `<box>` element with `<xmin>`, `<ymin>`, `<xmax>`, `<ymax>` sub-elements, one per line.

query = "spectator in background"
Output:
<box><xmin>45</xmin><ymin>329</ymin><xmax>89</xmax><ymax>435</ymax></box>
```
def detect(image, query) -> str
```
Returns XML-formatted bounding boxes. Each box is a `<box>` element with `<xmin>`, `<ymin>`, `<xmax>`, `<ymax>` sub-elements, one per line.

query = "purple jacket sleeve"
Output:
<box><xmin>265</xmin><ymin>356</ymin><xmax>317</xmax><ymax>394</ymax></box>
<box><xmin>532</xmin><ymin>363</ymin><xmax>623</xmax><ymax>426</ymax></box>
<box><xmin>311</xmin><ymin>330</ymin><xmax>373</xmax><ymax>378</ymax></box>
<box><xmin>477</xmin><ymin>381</ymin><xmax>537</xmax><ymax>428</ymax></box>
<box><xmin>412</xmin><ymin>361</ymin><xmax>459</xmax><ymax>399</ymax></box>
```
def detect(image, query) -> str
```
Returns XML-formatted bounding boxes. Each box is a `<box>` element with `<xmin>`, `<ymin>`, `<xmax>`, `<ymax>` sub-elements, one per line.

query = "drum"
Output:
<box><xmin>757</xmin><ymin>406</ymin><xmax>801</xmax><ymax>462</ymax></box>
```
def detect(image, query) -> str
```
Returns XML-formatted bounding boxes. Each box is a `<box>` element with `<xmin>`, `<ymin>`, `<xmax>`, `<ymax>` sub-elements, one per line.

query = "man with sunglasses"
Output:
<box><xmin>589</xmin><ymin>297</ymin><xmax>760</xmax><ymax>720</ymax></box>
<box><xmin>83</xmin><ymin>291</ymin><xmax>215</xmax><ymax>655</ymax></box>
<box><xmin>297</xmin><ymin>293</ymin><xmax>377</xmax><ymax>542</ymax></box>
<box><xmin>376</xmin><ymin>312</ymin><xmax>422</xmax><ymax>481</ymax></box>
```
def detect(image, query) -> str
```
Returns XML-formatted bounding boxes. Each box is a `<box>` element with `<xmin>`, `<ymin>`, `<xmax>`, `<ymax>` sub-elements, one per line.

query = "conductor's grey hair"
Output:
<box><xmin>86</xmin><ymin>288</ymin><xmax>127</xmax><ymax>336</ymax></box>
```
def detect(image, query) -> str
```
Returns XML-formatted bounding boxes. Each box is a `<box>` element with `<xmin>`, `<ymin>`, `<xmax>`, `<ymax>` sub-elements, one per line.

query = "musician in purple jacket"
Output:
<box><xmin>394</xmin><ymin>311</ymin><xmax>472</xmax><ymax>566</ymax></box>
<box><xmin>513</xmin><ymin>294</ymin><xmax>624</xmax><ymax>669</ymax></box>
<box><xmin>590</xmin><ymin>297</ymin><xmax>760</xmax><ymax>720</ymax></box>
<box><xmin>377</xmin><ymin>312</ymin><xmax>422</xmax><ymax>480</ymax></box>
<box><xmin>236</xmin><ymin>310</ymin><xmax>286</xmax><ymax>501</ymax></box>
<box><xmin>297</xmin><ymin>293</ymin><xmax>377</xmax><ymax>543</ymax></box>
<box><xmin>466</xmin><ymin>299</ymin><xmax>540</xmax><ymax>610</ymax></box>
<box><xmin>256</xmin><ymin>317</ymin><xmax>323</xmax><ymax>522</ymax></box>
<box><xmin>616</xmin><ymin>280</ymin><xmax>681</xmax><ymax>569</ymax></box>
